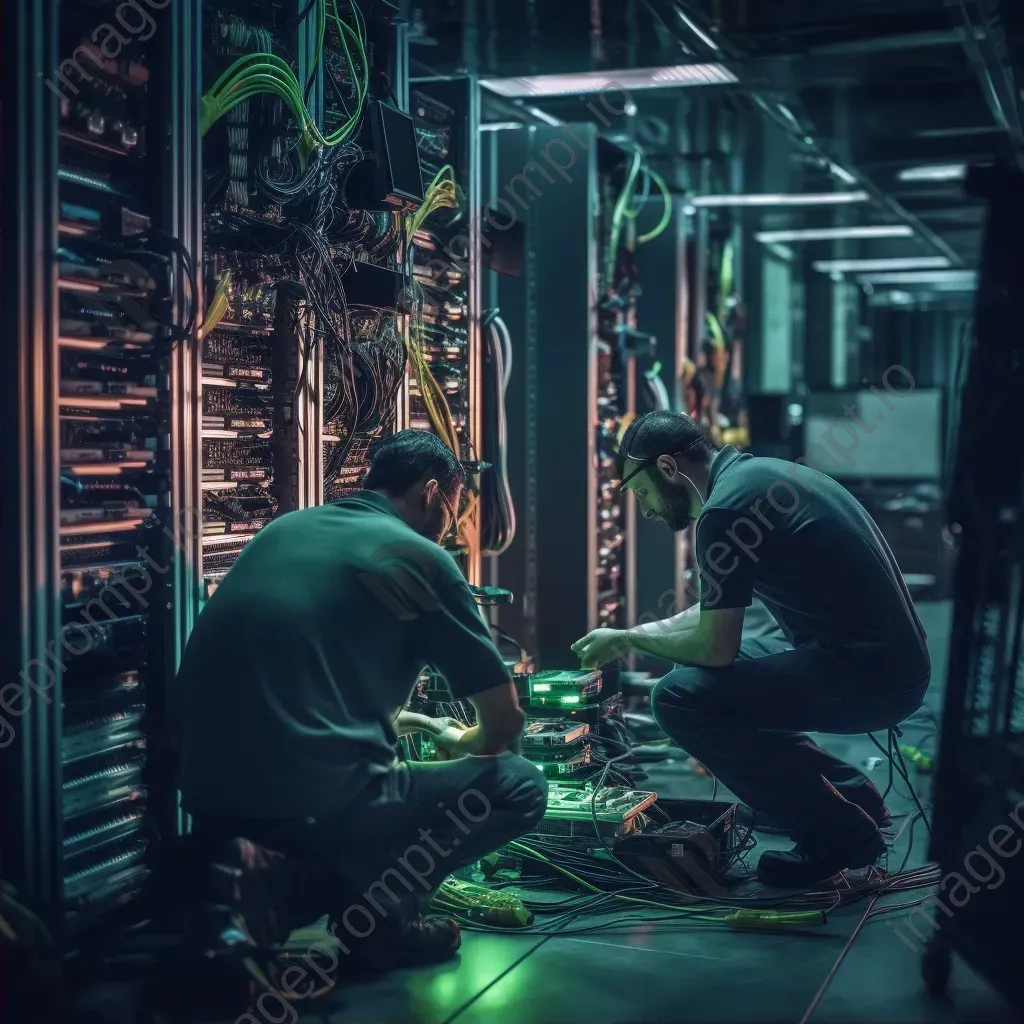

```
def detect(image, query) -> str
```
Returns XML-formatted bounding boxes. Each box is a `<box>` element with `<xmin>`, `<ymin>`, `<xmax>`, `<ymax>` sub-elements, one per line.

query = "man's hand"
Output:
<box><xmin>430</xmin><ymin>717</ymin><xmax>470</xmax><ymax>760</ymax></box>
<box><xmin>571</xmin><ymin>628</ymin><xmax>630</xmax><ymax>668</ymax></box>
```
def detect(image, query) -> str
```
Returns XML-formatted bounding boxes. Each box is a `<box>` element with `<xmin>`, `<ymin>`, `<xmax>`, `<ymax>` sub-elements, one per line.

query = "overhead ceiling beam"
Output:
<box><xmin>806</xmin><ymin>26</ymin><xmax>980</xmax><ymax>57</ymax></box>
<box><xmin>642</xmin><ymin>0</ymin><xmax>966</xmax><ymax>265</ymax></box>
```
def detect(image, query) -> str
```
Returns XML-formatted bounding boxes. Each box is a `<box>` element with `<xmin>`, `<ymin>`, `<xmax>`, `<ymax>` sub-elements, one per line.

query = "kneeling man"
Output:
<box><xmin>177</xmin><ymin>430</ymin><xmax>546</xmax><ymax>967</ymax></box>
<box><xmin>573</xmin><ymin>411</ymin><xmax>930</xmax><ymax>886</ymax></box>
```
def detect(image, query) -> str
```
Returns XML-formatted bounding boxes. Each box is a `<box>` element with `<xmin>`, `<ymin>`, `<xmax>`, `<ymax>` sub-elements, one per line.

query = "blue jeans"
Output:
<box><xmin>651</xmin><ymin>636</ymin><xmax>929</xmax><ymax>843</ymax></box>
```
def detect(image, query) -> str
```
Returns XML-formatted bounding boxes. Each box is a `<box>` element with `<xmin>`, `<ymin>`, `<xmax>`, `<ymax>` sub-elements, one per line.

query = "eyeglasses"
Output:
<box><xmin>618</xmin><ymin>439</ymin><xmax>704</xmax><ymax>489</ymax></box>
<box><xmin>438</xmin><ymin>488</ymin><xmax>460</xmax><ymax>540</ymax></box>
<box><xmin>619</xmin><ymin>456</ymin><xmax>661</xmax><ymax>489</ymax></box>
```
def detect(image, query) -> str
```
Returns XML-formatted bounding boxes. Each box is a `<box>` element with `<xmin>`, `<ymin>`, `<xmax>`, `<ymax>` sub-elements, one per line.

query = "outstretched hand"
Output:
<box><xmin>431</xmin><ymin>717</ymin><xmax>470</xmax><ymax>760</ymax></box>
<box><xmin>571</xmin><ymin>628</ymin><xmax>630</xmax><ymax>669</ymax></box>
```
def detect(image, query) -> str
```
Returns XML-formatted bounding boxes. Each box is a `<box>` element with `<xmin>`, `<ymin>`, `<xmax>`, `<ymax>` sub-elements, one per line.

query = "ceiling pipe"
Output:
<box><xmin>807</xmin><ymin>27</ymin><xmax>981</xmax><ymax>58</ymax></box>
<box><xmin>948</xmin><ymin>0</ymin><xmax>1024</xmax><ymax>166</ymax></box>
<box><xmin>642</xmin><ymin>0</ymin><xmax>966</xmax><ymax>266</ymax></box>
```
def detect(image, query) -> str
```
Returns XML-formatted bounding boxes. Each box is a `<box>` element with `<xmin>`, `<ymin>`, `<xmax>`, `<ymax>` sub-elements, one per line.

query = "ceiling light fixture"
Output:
<box><xmin>897</xmin><ymin>163</ymin><xmax>967</xmax><ymax>183</ymax></box>
<box><xmin>675</xmin><ymin>10</ymin><xmax>720</xmax><ymax>51</ymax></box>
<box><xmin>525</xmin><ymin>106</ymin><xmax>563</xmax><ymax>126</ymax></box>
<box><xmin>855</xmin><ymin>270</ymin><xmax>977</xmax><ymax>286</ymax></box>
<box><xmin>756</xmin><ymin>225</ymin><xmax>913</xmax><ymax>243</ymax></box>
<box><xmin>764</xmin><ymin>243</ymin><xmax>795</xmax><ymax>262</ymax></box>
<box><xmin>689</xmin><ymin>191</ymin><xmax>870</xmax><ymax>208</ymax></box>
<box><xmin>829</xmin><ymin>163</ymin><xmax>858</xmax><ymax>186</ymax></box>
<box><xmin>480</xmin><ymin>64</ymin><xmax>737</xmax><ymax>99</ymax></box>
<box><xmin>814</xmin><ymin>257</ymin><xmax>951</xmax><ymax>274</ymax></box>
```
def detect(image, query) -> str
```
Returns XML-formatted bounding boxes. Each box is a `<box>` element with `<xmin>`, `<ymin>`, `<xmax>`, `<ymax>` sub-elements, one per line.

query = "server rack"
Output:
<box><xmin>406</xmin><ymin>74</ymin><xmax>484</xmax><ymax>583</ymax></box>
<box><xmin>632</xmin><ymin>199</ymin><xmax>689</xmax><ymax>646</ymax></box>
<box><xmin>3</xmin><ymin>0</ymin><xmax>422</xmax><ymax>955</ymax></box>
<box><xmin>483</xmin><ymin>123</ymin><xmax>641</xmax><ymax>668</ymax></box>
<box><xmin>924</xmin><ymin>163</ymin><xmax>1024</xmax><ymax>1013</ymax></box>
<box><xmin>3</xmin><ymin>0</ymin><xmax>201</xmax><ymax>944</ymax></box>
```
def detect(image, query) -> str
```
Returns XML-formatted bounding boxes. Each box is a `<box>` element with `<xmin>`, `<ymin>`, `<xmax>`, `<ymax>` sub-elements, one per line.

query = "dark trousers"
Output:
<box><xmin>193</xmin><ymin>753</ymin><xmax>548</xmax><ymax>935</ymax></box>
<box><xmin>651</xmin><ymin>636</ymin><xmax>929</xmax><ymax>844</ymax></box>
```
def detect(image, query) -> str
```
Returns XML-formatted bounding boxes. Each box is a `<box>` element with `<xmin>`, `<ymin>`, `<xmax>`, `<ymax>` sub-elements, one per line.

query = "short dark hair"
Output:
<box><xmin>362</xmin><ymin>429</ymin><xmax>466</xmax><ymax>497</ymax></box>
<box><xmin>616</xmin><ymin>411</ymin><xmax>716</xmax><ymax>479</ymax></box>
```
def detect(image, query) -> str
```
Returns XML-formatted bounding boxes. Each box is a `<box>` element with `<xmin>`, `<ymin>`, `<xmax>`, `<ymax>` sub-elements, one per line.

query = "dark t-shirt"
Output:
<box><xmin>694</xmin><ymin>446</ymin><xmax>930</xmax><ymax>681</ymax></box>
<box><xmin>176</xmin><ymin>491</ymin><xmax>510</xmax><ymax>819</ymax></box>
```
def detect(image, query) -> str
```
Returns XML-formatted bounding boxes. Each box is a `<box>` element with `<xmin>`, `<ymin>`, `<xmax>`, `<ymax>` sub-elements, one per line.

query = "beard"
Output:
<box><xmin>657</xmin><ymin>489</ymin><xmax>696</xmax><ymax>532</ymax></box>
<box><xmin>417</xmin><ymin>507</ymin><xmax>449</xmax><ymax>544</ymax></box>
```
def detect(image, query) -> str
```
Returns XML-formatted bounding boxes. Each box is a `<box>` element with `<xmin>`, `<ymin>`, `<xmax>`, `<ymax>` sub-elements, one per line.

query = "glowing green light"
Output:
<box><xmin>531</xmin><ymin>683</ymin><xmax>551</xmax><ymax>692</ymax></box>
<box><xmin>559</xmin><ymin>695</ymin><xmax>580</xmax><ymax>704</ymax></box>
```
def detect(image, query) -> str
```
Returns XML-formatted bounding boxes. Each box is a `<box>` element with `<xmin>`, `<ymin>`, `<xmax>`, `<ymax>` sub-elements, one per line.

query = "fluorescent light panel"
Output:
<box><xmin>526</xmin><ymin>106</ymin><xmax>564</xmax><ymax>126</ymax></box>
<box><xmin>480</xmin><ymin>64</ymin><xmax>737</xmax><ymax>98</ymax></box>
<box><xmin>829</xmin><ymin>162</ymin><xmax>858</xmax><ymax>185</ymax></box>
<box><xmin>764</xmin><ymin>243</ymin><xmax>795</xmax><ymax>263</ymax></box>
<box><xmin>756</xmin><ymin>225</ymin><xmax>913</xmax><ymax>243</ymax></box>
<box><xmin>690</xmin><ymin>191</ymin><xmax>869</xmax><ymax>208</ymax></box>
<box><xmin>897</xmin><ymin>163</ymin><xmax>967</xmax><ymax>183</ymax></box>
<box><xmin>814</xmin><ymin>257</ymin><xmax>951</xmax><ymax>273</ymax></box>
<box><xmin>676</xmin><ymin>11</ymin><xmax>720</xmax><ymax>51</ymax></box>
<box><xmin>856</xmin><ymin>270</ymin><xmax>977</xmax><ymax>286</ymax></box>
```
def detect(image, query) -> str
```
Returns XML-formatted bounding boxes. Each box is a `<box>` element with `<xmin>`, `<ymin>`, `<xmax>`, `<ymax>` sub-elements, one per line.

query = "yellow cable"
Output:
<box><xmin>637</xmin><ymin>169</ymin><xmax>673</xmax><ymax>245</ymax></box>
<box><xmin>403</xmin><ymin>166</ymin><xmax>476</xmax><ymax>555</ymax></box>
<box><xmin>199</xmin><ymin>272</ymin><xmax>232</xmax><ymax>339</ymax></box>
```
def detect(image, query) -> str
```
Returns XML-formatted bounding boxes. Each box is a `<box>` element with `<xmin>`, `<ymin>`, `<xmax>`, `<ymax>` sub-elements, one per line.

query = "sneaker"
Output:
<box><xmin>208</xmin><ymin>837</ymin><xmax>294</xmax><ymax>951</ymax></box>
<box><xmin>738</xmin><ymin>801</ymin><xmax>892</xmax><ymax>835</ymax></box>
<box><xmin>342</xmin><ymin>915</ymin><xmax>462</xmax><ymax>975</ymax></box>
<box><xmin>756</xmin><ymin>830</ymin><xmax>887</xmax><ymax>887</ymax></box>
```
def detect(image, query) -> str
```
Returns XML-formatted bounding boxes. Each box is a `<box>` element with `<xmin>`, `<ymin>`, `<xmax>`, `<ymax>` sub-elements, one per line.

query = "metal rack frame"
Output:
<box><xmin>925</xmin><ymin>163</ymin><xmax>1024</xmax><ymax>1013</ymax></box>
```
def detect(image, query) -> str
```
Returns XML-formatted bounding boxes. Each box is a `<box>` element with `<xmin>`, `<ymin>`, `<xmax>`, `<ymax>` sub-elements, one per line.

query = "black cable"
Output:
<box><xmin>891</xmin><ymin>739</ymin><xmax>933</xmax><ymax>836</ymax></box>
<box><xmin>798</xmin><ymin>894</ymin><xmax>880</xmax><ymax>1024</ymax></box>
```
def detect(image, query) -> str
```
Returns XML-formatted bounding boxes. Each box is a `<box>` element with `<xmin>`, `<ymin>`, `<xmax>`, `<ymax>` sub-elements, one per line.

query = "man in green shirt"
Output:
<box><xmin>177</xmin><ymin>430</ymin><xmax>545</xmax><ymax>971</ymax></box>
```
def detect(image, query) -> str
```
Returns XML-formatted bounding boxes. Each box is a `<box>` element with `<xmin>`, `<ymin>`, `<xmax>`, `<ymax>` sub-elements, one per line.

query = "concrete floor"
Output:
<box><xmin>284</xmin><ymin>601</ymin><xmax>1009</xmax><ymax>1024</ymax></box>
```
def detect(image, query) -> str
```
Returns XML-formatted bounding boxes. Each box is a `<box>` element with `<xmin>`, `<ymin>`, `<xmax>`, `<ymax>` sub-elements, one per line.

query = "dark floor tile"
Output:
<box><xmin>810</xmin><ymin>907</ymin><xmax>1005</xmax><ymax>1023</ymax></box>
<box><xmin>316</xmin><ymin>931</ymin><xmax>547</xmax><ymax>1024</ymax></box>
<box><xmin>447</xmin><ymin>916</ymin><xmax>857</xmax><ymax>1024</ymax></box>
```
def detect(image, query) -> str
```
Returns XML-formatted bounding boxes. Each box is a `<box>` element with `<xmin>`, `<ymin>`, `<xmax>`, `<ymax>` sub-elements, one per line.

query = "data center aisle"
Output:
<box><xmin>311</xmin><ymin>603</ymin><xmax>1006</xmax><ymax>1024</ymax></box>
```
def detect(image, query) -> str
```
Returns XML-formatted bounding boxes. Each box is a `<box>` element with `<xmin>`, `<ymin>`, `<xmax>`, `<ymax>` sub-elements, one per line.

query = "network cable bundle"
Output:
<box><xmin>595</xmin><ymin>147</ymin><xmax>669</xmax><ymax>630</ymax></box>
<box><xmin>405</xmin><ymin>82</ymin><xmax>481</xmax><ymax>569</ymax></box>
<box><xmin>200</xmin><ymin>0</ymin><xmax>414</xmax><ymax>588</ymax></box>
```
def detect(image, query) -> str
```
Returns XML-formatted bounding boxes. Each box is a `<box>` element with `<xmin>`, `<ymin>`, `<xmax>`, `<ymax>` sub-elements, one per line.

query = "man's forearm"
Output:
<box><xmin>394</xmin><ymin>711</ymin><xmax>437</xmax><ymax>737</ymax></box>
<box><xmin>624</xmin><ymin>622</ymin><xmax>723</xmax><ymax>667</ymax></box>
<box><xmin>630</xmin><ymin>604</ymin><xmax>700</xmax><ymax>643</ymax></box>
<box><xmin>457</xmin><ymin>710</ymin><xmax>525</xmax><ymax>757</ymax></box>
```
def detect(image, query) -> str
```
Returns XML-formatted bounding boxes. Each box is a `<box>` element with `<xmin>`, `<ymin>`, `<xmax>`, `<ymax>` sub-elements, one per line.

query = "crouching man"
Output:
<box><xmin>177</xmin><ymin>430</ymin><xmax>547</xmax><ymax>970</ymax></box>
<box><xmin>572</xmin><ymin>411</ymin><xmax>930</xmax><ymax>887</ymax></box>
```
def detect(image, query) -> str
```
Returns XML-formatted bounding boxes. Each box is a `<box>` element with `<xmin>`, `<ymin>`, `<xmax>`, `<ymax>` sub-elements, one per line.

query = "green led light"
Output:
<box><xmin>559</xmin><ymin>695</ymin><xmax>580</xmax><ymax>705</ymax></box>
<box><xmin>531</xmin><ymin>683</ymin><xmax>551</xmax><ymax>692</ymax></box>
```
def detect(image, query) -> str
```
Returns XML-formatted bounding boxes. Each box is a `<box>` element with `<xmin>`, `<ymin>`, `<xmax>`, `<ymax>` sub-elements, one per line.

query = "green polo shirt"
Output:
<box><xmin>176</xmin><ymin>491</ymin><xmax>511</xmax><ymax>819</ymax></box>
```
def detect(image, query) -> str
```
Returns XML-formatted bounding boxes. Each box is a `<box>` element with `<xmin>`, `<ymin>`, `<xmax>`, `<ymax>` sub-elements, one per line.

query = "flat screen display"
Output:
<box><xmin>801</xmin><ymin>387</ymin><xmax>943</xmax><ymax>481</ymax></box>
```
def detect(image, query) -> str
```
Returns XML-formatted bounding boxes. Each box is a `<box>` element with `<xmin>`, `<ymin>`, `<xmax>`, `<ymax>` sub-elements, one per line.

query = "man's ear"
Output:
<box><xmin>655</xmin><ymin>455</ymin><xmax>679</xmax><ymax>482</ymax></box>
<box><xmin>423</xmin><ymin>478</ymin><xmax>440</xmax><ymax>508</ymax></box>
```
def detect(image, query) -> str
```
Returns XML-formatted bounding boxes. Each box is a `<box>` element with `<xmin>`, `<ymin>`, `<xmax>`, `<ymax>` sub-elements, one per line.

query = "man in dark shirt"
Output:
<box><xmin>572</xmin><ymin>411</ymin><xmax>930</xmax><ymax>886</ymax></box>
<box><xmin>177</xmin><ymin>430</ymin><xmax>546</xmax><ymax>968</ymax></box>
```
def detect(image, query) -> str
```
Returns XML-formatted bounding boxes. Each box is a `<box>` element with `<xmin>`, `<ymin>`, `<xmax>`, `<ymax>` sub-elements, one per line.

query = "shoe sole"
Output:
<box><xmin>755</xmin><ymin>835</ymin><xmax>887</xmax><ymax>887</ymax></box>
